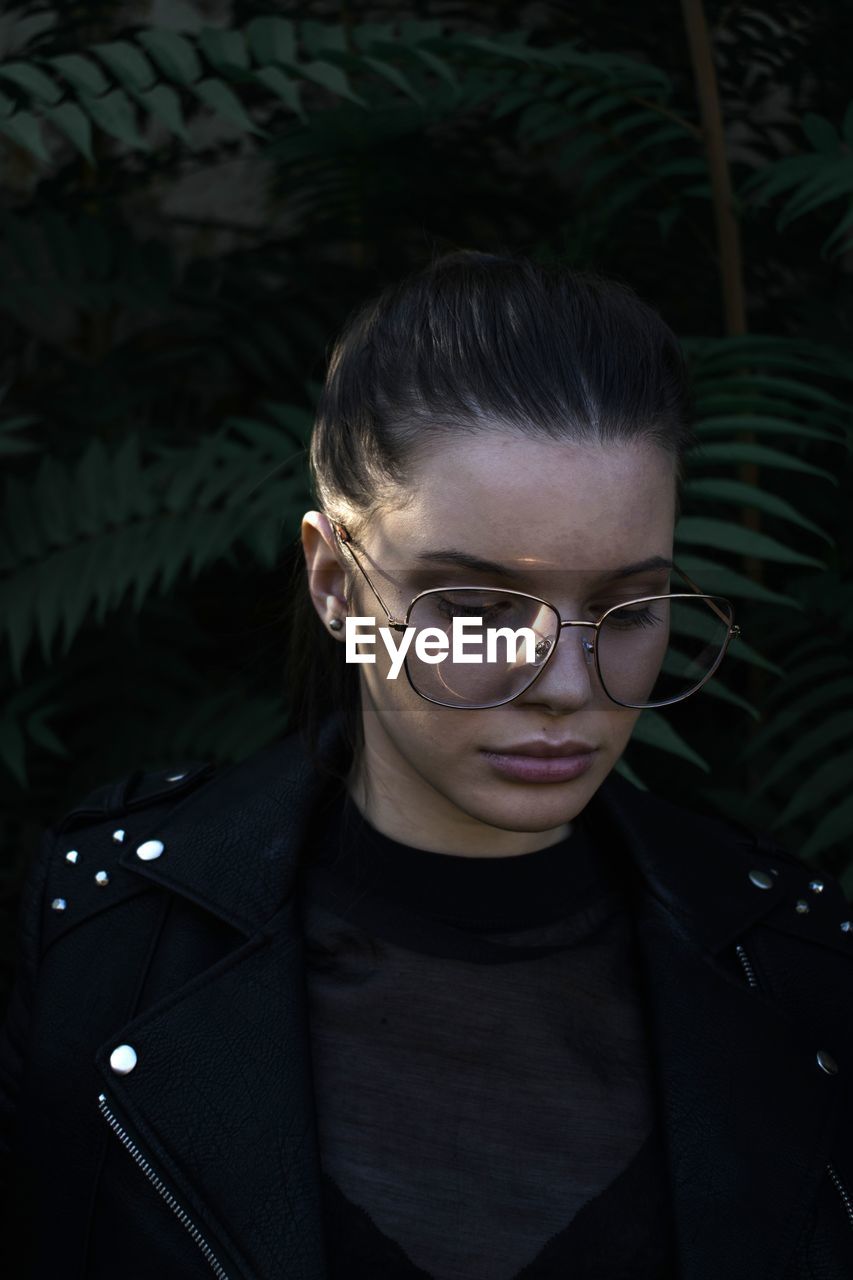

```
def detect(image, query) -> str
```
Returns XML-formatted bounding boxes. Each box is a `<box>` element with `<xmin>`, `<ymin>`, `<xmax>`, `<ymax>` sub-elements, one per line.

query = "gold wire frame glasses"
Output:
<box><xmin>329</xmin><ymin>521</ymin><xmax>742</xmax><ymax>711</ymax></box>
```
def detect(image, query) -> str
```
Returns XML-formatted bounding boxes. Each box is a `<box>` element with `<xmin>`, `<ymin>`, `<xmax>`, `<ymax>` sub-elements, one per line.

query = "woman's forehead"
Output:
<box><xmin>406</xmin><ymin>433</ymin><xmax>673</xmax><ymax>505</ymax></box>
<box><xmin>371</xmin><ymin>436</ymin><xmax>676</xmax><ymax>569</ymax></box>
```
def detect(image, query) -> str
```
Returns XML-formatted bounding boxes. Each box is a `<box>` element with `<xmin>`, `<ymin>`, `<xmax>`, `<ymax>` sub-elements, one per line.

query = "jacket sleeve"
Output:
<box><xmin>0</xmin><ymin>823</ymin><xmax>57</xmax><ymax>1165</ymax></box>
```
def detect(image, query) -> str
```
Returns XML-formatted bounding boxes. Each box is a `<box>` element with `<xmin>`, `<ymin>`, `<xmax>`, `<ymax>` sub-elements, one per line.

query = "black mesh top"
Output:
<box><xmin>295</xmin><ymin>783</ymin><xmax>677</xmax><ymax>1279</ymax></box>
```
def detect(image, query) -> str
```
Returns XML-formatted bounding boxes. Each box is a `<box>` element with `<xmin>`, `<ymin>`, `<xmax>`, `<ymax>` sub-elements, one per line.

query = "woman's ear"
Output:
<box><xmin>301</xmin><ymin>511</ymin><xmax>348</xmax><ymax>637</ymax></box>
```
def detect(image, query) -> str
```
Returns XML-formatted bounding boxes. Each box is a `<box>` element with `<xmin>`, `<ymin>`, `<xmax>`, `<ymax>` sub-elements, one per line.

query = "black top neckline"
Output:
<box><xmin>303</xmin><ymin>788</ymin><xmax>623</xmax><ymax>934</ymax></box>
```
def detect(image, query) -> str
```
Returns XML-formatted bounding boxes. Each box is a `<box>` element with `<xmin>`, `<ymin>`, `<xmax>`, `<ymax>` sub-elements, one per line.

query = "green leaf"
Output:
<box><xmin>78</xmin><ymin>88</ymin><xmax>146</xmax><ymax>149</ymax></box>
<box><xmin>802</xmin><ymin>111</ymin><xmax>839</xmax><ymax>154</ymax></box>
<box><xmin>351</xmin><ymin>23</ymin><xmax>396</xmax><ymax>51</ymax></box>
<box><xmin>361</xmin><ymin>55</ymin><xmax>423</xmax><ymax>103</ymax></box>
<box><xmin>410</xmin><ymin>45</ymin><xmax>458</xmax><ymax>88</ymax></box>
<box><xmin>456</xmin><ymin>33</ymin><xmax>537</xmax><ymax>63</ymax></box>
<box><xmin>399</xmin><ymin>19</ymin><xmax>443</xmax><ymax>44</ymax></box>
<box><xmin>0</xmin><ymin>61</ymin><xmax>62</xmax><ymax>104</ymax></box>
<box><xmin>198</xmin><ymin>27</ymin><xmax>250</xmax><ymax>74</ymax></box>
<box><xmin>91</xmin><ymin>41</ymin><xmax>156</xmax><ymax>90</ymax></box>
<box><xmin>192</xmin><ymin>78</ymin><xmax>262</xmax><ymax>134</ymax></box>
<box><xmin>557</xmin><ymin>133</ymin><xmax>603</xmax><ymax>171</ymax></box>
<box><xmin>698</xmin><ymin>373</ymin><xmax>849</xmax><ymax>414</ymax></box>
<box><xmin>759</xmin><ymin>653</ymin><xmax>851</xmax><ymax>716</ymax></box>
<box><xmin>43</xmin><ymin>101</ymin><xmax>94</xmax><ymax>162</ymax></box>
<box><xmin>0</xmin><ymin>111</ymin><xmax>50</xmax><ymax>161</ymax></box>
<box><xmin>674</xmin><ymin>517</ymin><xmax>825</xmax><ymax>568</ymax></box>
<box><xmin>754</xmin><ymin>710</ymin><xmax>853</xmax><ymax>797</ymax></box>
<box><xmin>673</xmin><ymin>555</ymin><xmax>801</xmax><ymax>607</ymax></box>
<box><xmin>49</xmin><ymin>53</ymin><xmax>111</xmax><ymax>96</ymax></box>
<box><xmin>131</xmin><ymin>83</ymin><xmax>190</xmax><ymax>141</ymax></box>
<box><xmin>613</xmin><ymin>756</ymin><xmax>649</xmax><ymax>790</ymax></box>
<box><xmin>800</xmin><ymin>791</ymin><xmax>853</xmax><ymax>859</ymax></box>
<box><xmin>0</xmin><ymin>714</ymin><xmax>26</xmax><ymax>787</ymax></box>
<box><xmin>246</xmin><ymin>17</ymin><xmax>297</xmax><ymax>66</ymax></box>
<box><xmin>741</xmin><ymin>151</ymin><xmax>817</xmax><ymax>196</ymax></box>
<box><xmin>297</xmin><ymin>60</ymin><xmax>366</xmax><ymax>106</ymax></box>
<box><xmin>252</xmin><ymin>66</ymin><xmax>303</xmax><ymax>119</ymax></box>
<box><xmin>822</xmin><ymin>200</ymin><xmax>853</xmax><ymax>257</ymax></box>
<box><xmin>843</xmin><ymin>100</ymin><xmax>853</xmax><ymax>148</ymax></box>
<box><xmin>137</xmin><ymin>29</ymin><xmax>202</xmax><ymax>85</ymax></box>
<box><xmin>26</xmin><ymin>704</ymin><xmax>68</xmax><ymax>757</ymax></box>
<box><xmin>631</xmin><ymin>710</ymin><xmax>711</xmax><ymax>772</ymax></box>
<box><xmin>610</xmin><ymin>107</ymin><xmax>659</xmax><ymax>137</ymax></box>
<box><xmin>776</xmin><ymin>743</ymin><xmax>853</xmax><ymax>828</ymax></box>
<box><xmin>0</xmin><ymin>414</ymin><xmax>39</xmax><ymax>457</ymax></box>
<box><xmin>688</xmin><ymin>441</ymin><xmax>839</xmax><ymax>484</ymax></box>
<box><xmin>682</xmin><ymin>478</ymin><xmax>833</xmax><ymax>544</ymax></box>
<box><xmin>301</xmin><ymin>22</ymin><xmax>348</xmax><ymax>58</ymax></box>
<box><xmin>654</xmin><ymin>156</ymin><xmax>708</xmax><ymax>178</ymax></box>
<box><xmin>748</xmin><ymin>677</ymin><xmax>853</xmax><ymax>763</ymax></box>
<box><xmin>777</xmin><ymin>162</ymin><xmax>853</xmax><ymax>228</ymax></box>
<box><xmin>4</xmin><ymin>474</ymin><xmax>43</xmax><ymax>561</ymax></box>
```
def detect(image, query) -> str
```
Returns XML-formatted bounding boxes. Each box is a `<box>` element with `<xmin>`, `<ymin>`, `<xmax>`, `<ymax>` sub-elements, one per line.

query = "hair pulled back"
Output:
<box><xmin>287</xmin><ymin>249</ymin><xmax>697</xmax><ymax>776</ymax></box>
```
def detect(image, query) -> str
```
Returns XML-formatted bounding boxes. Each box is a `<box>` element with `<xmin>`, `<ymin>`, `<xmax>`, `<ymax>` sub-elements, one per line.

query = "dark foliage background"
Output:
<box><xmin>2</xmin><ymin>0</ymin><xmax>852</xmax><ymax>1007</ymax></box>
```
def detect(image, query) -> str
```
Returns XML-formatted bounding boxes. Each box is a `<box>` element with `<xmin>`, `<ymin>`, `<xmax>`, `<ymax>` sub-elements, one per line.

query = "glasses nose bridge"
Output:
<box><xmin>548</xmin><ymin>617</ymin><xmax>597</xmax><ymax>662</ymax></box>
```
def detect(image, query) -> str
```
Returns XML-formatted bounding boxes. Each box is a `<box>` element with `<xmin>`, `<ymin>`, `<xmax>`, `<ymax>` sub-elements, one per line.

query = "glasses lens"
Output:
<box><xmin>405</xmin><ymin>589</ymin><xmax>559</xmax><ymax>709</ymax></box>
<box><xmin>403</xmin><ymin>591</ymin><xmax>733</xmax><ymax>709</ymax></box>
<box><xmin>597</xmin><ymin>595</ymin><xmax>733</xmax><ymax>707</ymax></box>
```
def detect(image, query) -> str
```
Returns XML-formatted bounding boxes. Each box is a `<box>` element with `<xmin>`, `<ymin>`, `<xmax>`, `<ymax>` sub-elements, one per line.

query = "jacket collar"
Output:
<box><xmin>117</xmin><ymin>714</ymin><xmax>789</xmax><ymax>956</ymax></box>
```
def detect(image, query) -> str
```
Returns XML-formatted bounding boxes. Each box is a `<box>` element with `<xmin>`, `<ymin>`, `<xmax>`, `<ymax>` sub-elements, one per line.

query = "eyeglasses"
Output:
<box><xmin>330</xmin><ymin>521</ymin><xmax>741</xmax><ymax>711</ymax></box>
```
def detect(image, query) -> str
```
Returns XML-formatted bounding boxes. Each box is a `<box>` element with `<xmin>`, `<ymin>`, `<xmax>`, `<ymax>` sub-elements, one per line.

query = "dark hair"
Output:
<box><xmin>286</xmin><ymin>248</ymin><xmax>697</xmax><ymax>778</ymax></box>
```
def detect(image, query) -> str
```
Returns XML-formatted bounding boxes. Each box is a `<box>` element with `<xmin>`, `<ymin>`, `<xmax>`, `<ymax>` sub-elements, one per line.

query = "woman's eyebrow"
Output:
<box><xmin>414</xmin><ymin>550</ymin><xmax>524</xmax><ymax>580</ymax></box>
<box><xmin>414</xmin><ymin>550</ymin><xmax>674</xmax><ymax>580</ymax></box>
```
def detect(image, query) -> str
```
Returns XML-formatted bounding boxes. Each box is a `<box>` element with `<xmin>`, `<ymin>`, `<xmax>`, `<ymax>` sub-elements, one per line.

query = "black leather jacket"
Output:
<box><xmin>2</xmin><ymin>722</ymin><xmax>853</xmax><ymax>1280</ymax></box>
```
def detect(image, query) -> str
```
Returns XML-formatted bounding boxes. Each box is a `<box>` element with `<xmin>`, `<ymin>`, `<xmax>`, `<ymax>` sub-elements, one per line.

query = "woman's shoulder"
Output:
<box><xmin>25</xmin><ymin>731</ymin><xmax>325</xmax><ymax>956</ymax></box>
<box><xmin>595</xmin><ymin>770</ymin><xmax>853</xmax><ymax>961</ymax></box>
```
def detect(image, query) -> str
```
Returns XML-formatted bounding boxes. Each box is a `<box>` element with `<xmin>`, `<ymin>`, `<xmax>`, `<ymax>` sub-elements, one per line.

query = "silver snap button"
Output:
<box><xmin>136</xmin><ymin>840</ymin><xmax>165</xmax><ymax>861</ymax></box>
<box><xmin>65</xmin><ymin>849</ymin><xmax>79</xmax><ymax>864</ymax></box>
<box><xmin>809</xmin><ymin>879</ymin><xmax>825</xmax><ymax>893</ymax></box>
<box><xmin>795</xmin><ymin>899</ymin><xmax>810</xmax><ymax>914</ymax></box>
<box><xmin>94</xmin><ymin>870</ymin><xmax>110</xmax><ymax>886</ymax></box>
<box><xmin>112</xmin><ymin>828</ymin><xmax>126</xmax><ymax>844</ymax></box>
<box><xmin>748</xmin><ymin>870</ymin><xmax>774</xmax><ymax>890</ymax></box>
<box><xmin>165</xmin><ymin>772</ymin><xmax>187</xmax><ymax>782</ymax></box>
<box><xmin>50</xmin><ymin>897</ymin><xmax>67</xmax><ymax>911</ymax></box>
<box><xmin>109</xmin><ymin>1044</ymin><xmax>138</xmax><ymax>1075</ymax></box>
<box><xmin>817</xmin><ymin>1050</ymin><xmax>839</xmax><ymax>1076</ymax></box>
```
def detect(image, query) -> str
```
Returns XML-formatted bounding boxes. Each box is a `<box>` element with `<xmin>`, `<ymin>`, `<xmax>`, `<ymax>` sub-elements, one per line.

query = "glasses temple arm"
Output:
<box><xmin>673</xmin><ymin>560</ymin><xmax>738</xmax><ymax>631</ymax></box>
<box><xmin>331</xmin><ymin>522</ymin><xmax>406</xmax><ymax>628</ymax></box>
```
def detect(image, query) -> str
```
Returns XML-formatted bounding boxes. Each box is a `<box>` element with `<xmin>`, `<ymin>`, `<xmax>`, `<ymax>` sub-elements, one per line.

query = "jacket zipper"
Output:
<box><xmin>98</xmin><ymin>1091</ymin><xmax>232</xmax><ymax>1279</ymax></box>
<box><xmin>733</xmin><ymin>943</ymin><xmax>853</xmax><ymax>1233</ymax></box>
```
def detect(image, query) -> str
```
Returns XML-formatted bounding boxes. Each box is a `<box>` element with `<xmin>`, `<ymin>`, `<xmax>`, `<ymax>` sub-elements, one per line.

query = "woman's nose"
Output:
<box><xmin>518</xmin><ymin>626</ymin><xmax>599</xmax><ymax>711</ymax></box>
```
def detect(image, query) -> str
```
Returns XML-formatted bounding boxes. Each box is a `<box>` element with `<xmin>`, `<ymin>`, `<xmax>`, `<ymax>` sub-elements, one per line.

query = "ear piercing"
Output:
<box><xmin>326</xmin><ymin>595</ymin><xmax>344</xmax><ymax>632</ymax></box>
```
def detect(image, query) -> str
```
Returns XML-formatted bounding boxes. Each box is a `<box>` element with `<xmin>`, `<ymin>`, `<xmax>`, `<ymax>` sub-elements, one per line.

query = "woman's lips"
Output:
<box><xmin>481</xmin><ymin>749</ymin><xmax>597</xmax><ymax>783</ymax></box>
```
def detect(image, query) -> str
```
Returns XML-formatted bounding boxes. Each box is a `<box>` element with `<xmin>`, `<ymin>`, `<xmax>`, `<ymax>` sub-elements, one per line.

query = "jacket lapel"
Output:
<box><xmin>584</xmin><ymin>777</ymin><xmax>853</xmax><ymax>1280</ymax></box>
<box><xmin>95</xmin><ymin>721</ymin><xmax>851</xmax><ymax>1280</ymax></box>
<box><xmin>98</xmin><ymin>728</ymin><xmax>339</xmax><ymax>1280</ymax></box>
<box><xmin>633</xmin><ymin>895</ymin><xmax>844</xmax><ymax>1280</ymax></box>
<box><xmin>95</xmin><ymin>896</ymin><xmax>328</xmax><ymax>1280</ymax></box>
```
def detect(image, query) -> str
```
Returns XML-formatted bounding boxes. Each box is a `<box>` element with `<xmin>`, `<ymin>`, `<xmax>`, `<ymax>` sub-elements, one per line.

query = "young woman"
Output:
<box><xmin>2</xmin><ymin>251</ymin><xmax>852</xmax><ymax>1280</ymax></box>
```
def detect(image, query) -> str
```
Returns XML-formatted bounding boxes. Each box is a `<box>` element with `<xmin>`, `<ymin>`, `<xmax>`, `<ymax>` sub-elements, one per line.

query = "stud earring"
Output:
<box><xmin>326</xmin><ymin>594</ymin><xmax>344</xmax><ymax>632</ymax></box>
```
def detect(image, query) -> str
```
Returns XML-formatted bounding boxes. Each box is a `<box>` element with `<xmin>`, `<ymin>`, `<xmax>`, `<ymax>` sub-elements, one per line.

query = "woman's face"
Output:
<box><xmin>302</xmin><ymin>432</ymin><xmax>677</xmax><ymax>856</ymax></box>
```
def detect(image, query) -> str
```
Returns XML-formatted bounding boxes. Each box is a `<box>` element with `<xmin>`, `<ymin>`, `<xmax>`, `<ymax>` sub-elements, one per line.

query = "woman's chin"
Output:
<box><xmin>458</xmin><ymin>775</ymin><xmax>600</xmax><ymax>836</ymax></box>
